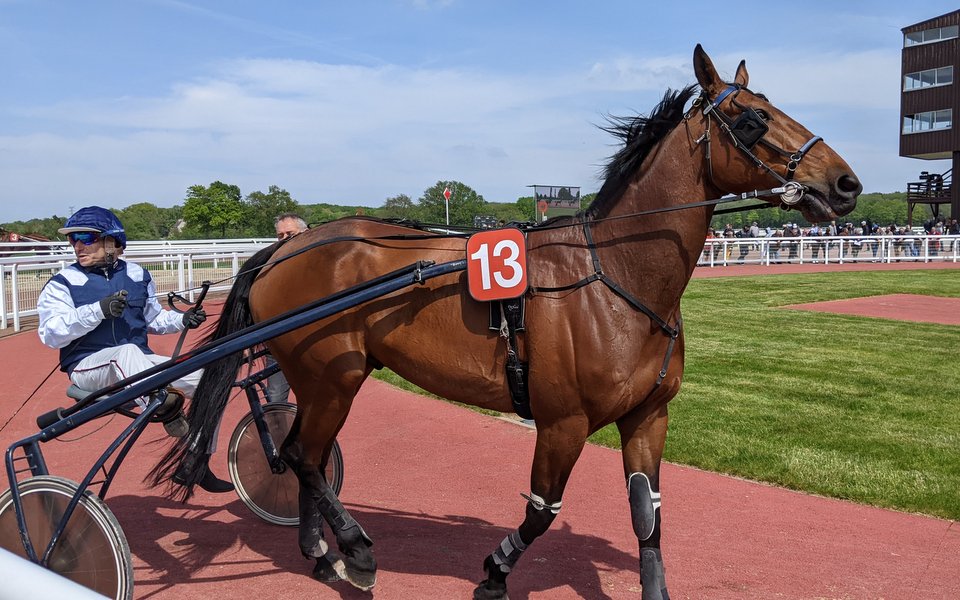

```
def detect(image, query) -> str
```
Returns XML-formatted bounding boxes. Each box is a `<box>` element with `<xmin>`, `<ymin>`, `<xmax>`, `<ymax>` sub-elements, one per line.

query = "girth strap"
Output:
<box><xmin>534</xmin><ymin>221</ymin><xmax>680</xmax><ymax>339</ymax></box>
<box><xmin>531</xmin><ymin>221</ymin><xmax>683</xmax><ymax>388</ymax></box>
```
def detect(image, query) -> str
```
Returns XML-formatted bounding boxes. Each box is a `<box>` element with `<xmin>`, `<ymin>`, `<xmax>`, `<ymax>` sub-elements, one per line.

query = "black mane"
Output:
<box><xmin>584</xmin><ymin>85</ymin><xmax>698</xmax><ymax>220</ymax></box>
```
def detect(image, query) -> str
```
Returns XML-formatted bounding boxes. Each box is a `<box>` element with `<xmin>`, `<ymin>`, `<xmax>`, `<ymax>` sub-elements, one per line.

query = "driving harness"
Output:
<box><xmin>494</xmin><ymin>84</ymin><xmax>823</xmax><ymax>420</ymax></box>
<box><xmin>490</xmin><ymin>220</ymin><xmax>684</xmax><ymax>421</ymax></box>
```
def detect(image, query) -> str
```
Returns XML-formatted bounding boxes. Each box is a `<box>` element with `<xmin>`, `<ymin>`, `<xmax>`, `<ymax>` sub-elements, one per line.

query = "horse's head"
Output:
<box><xmin>691</xmin><ymin>45</ymin><xmax>861</xmax><ymax>222</ymax></box>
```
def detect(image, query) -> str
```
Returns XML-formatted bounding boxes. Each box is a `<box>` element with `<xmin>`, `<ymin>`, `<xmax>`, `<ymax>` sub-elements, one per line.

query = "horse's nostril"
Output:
<box><xmin>837</xmin><ymin>174</ymin><xmax>862</xmax><ymax>197</ymax></box>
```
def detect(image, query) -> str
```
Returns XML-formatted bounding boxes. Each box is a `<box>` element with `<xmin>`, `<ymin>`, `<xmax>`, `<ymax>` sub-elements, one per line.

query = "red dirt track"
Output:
<box><xmin>785</xmin><ymin>293</ymin><xmax>960</xmax><ymax>325</ymax></box>
<box><xmin>1</xmin><ymin>262</ymin><xmax>959</xmax><ymax>599</ymax></box>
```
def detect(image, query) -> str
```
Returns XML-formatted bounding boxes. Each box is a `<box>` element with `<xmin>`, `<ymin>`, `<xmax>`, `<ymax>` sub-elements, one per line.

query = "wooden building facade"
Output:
<box><xmin>900</xmin><ymin>10</ymin><xmax>959</xmax><ymax>221</ymax></box>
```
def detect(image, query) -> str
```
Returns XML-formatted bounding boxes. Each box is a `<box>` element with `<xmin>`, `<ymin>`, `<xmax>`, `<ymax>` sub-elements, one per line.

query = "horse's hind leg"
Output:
<box><xmin>295</xmin><ymin>461</ymin><xmax>375</xmax><ymax>589</ymax></box>
<box><xmin>281</xmin><ymin>432</ymin><xmax>344</xmax><ymax>582</ymax></box>
<box><xmin>282</xmin><ymin>398</ymin><xmax>377</xmax><ymax>591</ymax></box>
<box><xmin>617</xmin><ymin>403</ymin><xmax>671</xmax><ymax>600</ymax></box>
<box><xmin>474</xmin><ymin>417</ymin><xmax>588</xmax><ymax>600</ymax></box>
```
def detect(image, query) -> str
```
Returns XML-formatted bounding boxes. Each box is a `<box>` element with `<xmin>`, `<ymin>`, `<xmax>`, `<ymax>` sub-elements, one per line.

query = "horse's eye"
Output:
<box><xmin>755</xmin><ymin>109</ymin><xmax>770</xmax><ymax>121</ymax></box>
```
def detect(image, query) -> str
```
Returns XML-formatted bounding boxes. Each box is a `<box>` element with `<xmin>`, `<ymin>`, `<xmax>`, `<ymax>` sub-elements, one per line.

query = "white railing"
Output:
<box><xmin>698</xmin><ymin>234</ymin><xmax>960</xmax><ymax>267</ymax></box>
<box><xmin>0</xmin><ymin>239</ymin><xmax>274</xmax><ymax>331</ymax></box>
<box><xmin>3</xmin><ymin>234</ymin><xmax>958</xmax><ymax>331</ymax></box>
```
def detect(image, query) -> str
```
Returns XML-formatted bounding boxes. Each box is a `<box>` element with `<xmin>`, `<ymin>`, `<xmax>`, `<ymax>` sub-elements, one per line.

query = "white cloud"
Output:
<box><xmin>721</xmin><ymin>49</ymin><xmax>901</xmax><ymax>110</ymax></box>
<box><xmin>586</xmin><ymin>54</ymin><xmax>692</xmax><ymax>91</ymax></box>
<box><xmin>0</xmin><ymin>48</ymin><xmax>940</xmax><ymax>222</ymax></box>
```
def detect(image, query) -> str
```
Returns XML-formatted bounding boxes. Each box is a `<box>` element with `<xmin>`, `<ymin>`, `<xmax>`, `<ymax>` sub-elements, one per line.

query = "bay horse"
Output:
<box><xmin>0</xmin><ymin>229</ymin><xmax>54</xmax><ymax>256</ymax></box>
<box><xmin>154</xmin><ymin>45</ymin><xmax>860</xmax><ymax>599</ymax></box>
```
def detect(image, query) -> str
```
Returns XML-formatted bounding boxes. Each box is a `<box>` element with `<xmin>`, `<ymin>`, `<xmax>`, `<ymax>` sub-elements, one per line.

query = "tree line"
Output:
<box><xmin>2</xmin><ymin>179</ymin><xmax>598</xmax><ymax>241</ymax></box>
<box><xmin>0</xmin><ymin>183</ymin><xmax>942</xmax><ymax>242</ymax></box>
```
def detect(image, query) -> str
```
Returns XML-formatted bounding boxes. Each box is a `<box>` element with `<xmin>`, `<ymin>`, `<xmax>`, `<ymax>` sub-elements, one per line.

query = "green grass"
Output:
<box><xmin>375</xmin><ymin>270</ymin><xmax>960</xmax><ymax>520</ymax></box>
<box><xmin>591</xmin><ymin>270</ymin><xmax>960</xmax><ymax>520</ymax></box>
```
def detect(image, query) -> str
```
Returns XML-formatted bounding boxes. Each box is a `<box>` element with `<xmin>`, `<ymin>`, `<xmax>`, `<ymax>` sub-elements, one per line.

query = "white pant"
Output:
<box><xmin>70</xmin><ymin>343</ymin><xmax>218</xmax><ymax>451</ymax></box>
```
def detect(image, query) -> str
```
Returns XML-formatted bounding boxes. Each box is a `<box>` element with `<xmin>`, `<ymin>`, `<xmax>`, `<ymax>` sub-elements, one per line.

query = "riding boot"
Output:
<box><xmin>196</xmin><ymin>453</ymin><xmax>235</xmax><ymax>493</ymax></box>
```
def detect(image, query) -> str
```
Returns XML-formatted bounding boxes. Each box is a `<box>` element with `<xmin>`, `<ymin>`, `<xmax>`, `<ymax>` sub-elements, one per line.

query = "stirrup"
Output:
<box><xmin>154</xmin><ymin>387</ymin><xmax>185</xmax><ymax>422</ymax></box>
<box><xmin>155</xmin><ymin>388</ymin><xmax>188</xmax><ymax>437</ymax></box>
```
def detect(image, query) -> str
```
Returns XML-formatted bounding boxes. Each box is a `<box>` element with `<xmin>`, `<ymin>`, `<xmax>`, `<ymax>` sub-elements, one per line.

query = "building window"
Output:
<box><xmin>904</xmin><ymin>66</ymin><xmax>953</xmax><ymax>91</ymax></box>
<box><xmin>904</xmin><ymin>24</ymin><xmax>959</xmax><ymax>46</ymax></box>
<box><xmin>902</xmin><ymin>109</ymin><xmax>952</xmax><ymax>133</ymax></box>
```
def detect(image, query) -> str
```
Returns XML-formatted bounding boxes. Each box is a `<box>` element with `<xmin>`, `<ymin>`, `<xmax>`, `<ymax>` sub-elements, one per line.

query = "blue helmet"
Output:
<box><xmin>58</xmin><ymin>206</ymin><xmax>127</xmax><ymax>248</ymax></box>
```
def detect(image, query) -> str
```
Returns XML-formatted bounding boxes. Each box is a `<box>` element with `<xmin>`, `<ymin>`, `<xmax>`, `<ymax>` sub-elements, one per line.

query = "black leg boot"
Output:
<box><xmin>197</xmin><ymin>454</ymin><xmax>234</xmax><ymax>493</ymax></box>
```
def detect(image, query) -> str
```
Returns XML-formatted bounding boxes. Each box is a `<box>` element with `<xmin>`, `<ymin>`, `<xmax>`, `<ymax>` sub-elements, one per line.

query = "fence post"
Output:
<box><xmin>0</xmin><ymin>265</ymin><xmax>7</xmax><ymax>330</ymax></box>
<box><xmin>11</xmin><ymin>263</ymin><xmax>20</xmax><ymax>332</ymax></box>
<box><xmin>177</xmin><ymin>254</ymin><xmax>186</xmax><ymax>301</ymax></box>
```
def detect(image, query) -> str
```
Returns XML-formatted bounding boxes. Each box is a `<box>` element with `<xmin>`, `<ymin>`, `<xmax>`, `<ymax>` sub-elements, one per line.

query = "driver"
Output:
<box><xmin>36</xmin><ymin>206</ymin><xmax>233</xmax><ymax>493</ymax></box>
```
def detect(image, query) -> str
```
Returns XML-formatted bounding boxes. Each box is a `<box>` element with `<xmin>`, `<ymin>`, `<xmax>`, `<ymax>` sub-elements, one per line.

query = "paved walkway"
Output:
<box><xmin>0</xmin><ymin>326</ymin><xmax>958</xmax><ymax>599</ymax></box>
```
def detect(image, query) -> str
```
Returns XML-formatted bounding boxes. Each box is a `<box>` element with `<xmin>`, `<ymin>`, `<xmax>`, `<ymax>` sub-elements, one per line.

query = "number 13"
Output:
<box><xmin>470</xmin><ymin>240</ymin><xmax>523</xmax><ymax>290</ymax></box>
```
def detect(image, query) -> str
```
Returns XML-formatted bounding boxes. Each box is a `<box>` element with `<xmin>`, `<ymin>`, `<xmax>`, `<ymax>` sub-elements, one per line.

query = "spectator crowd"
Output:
<box><xmin>702</xmin><ymin>217</ymin><xmax>960</xmax><ymax>265</ymax></box>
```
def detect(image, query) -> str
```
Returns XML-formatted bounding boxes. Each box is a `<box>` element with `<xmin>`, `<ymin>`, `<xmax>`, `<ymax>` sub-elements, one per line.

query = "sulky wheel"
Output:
<box><xmin>228</xmin><ymin>402</ymin><xmax>343</xmax><ymax>526</ymax></box>
<box><xmin>0</xmin><ymin>475</ymin><xmax>133</xmax><ymax>600</ymax></box>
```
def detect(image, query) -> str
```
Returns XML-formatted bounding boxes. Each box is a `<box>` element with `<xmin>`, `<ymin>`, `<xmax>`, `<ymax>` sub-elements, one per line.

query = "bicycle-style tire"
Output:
<box><xmin>0</xmin><ymin>475</ymin><xmax>133</xmax><ymax>600</ymax></box>
<box><xmin>228</xmin><ymin>403</ymin><xmax>343</xmax><ymax>526</ymax></box>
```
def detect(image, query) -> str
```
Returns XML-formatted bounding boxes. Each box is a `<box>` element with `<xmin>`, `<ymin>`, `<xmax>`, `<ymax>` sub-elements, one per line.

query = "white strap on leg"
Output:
<box><xmin>521</xmin><ymin>492</ymin><xmax>562</xmax><ymax>514</ymax></box>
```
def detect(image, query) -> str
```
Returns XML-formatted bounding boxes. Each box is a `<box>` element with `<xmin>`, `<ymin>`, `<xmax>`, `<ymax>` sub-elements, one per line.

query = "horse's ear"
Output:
<box><xmin>734</xmin><ymin>59</ymin><xmax>749</xmax><ymax>87</ymax></box>
<box><xmin>693</xmin><ymin>44</ymin><xmax>723</xmax><ymax>94</ymax></box>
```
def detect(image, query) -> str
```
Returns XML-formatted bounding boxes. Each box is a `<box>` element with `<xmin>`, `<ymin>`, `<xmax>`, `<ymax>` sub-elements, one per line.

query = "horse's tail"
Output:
<box><xmin>148</xmin><ymin>242</ymin><xmax>280</xmax><ymax>500</ymax></box>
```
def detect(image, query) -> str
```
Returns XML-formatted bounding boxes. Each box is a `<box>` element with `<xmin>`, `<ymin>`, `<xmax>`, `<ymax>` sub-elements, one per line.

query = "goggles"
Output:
<box><xmin>68</xmin><ymin>231</ymin><xmax>102</xmax><ymax>245</ymax></box>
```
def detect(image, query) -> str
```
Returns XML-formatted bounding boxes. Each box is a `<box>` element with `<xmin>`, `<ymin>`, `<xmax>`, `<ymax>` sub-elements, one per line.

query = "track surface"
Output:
<box><xmin>1</xmin><ymin>262</ymin><xmax>958</xmax><ymax>599</ymax></box>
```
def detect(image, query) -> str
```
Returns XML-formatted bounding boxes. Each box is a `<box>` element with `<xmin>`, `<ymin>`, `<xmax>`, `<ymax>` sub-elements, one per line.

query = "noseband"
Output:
<box><xmin>691</xmin><ymin>84</ymin><xmax>822</xmax><ymax>206</ymax></box>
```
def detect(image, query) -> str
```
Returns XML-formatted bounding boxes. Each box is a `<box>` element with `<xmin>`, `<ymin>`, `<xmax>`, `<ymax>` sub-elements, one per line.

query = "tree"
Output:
<box><xmin>418</xmin><ymin>181</ymin><xmax>486</xmax><ymax>226</ymax></box>
<box><xmin>115</xmin><ymin>203</ymin><xmax>179</xmax><ymax>240</ymax></box>
<box><xmin>245</xmin><ymin>185</ymin><xmax>301</xmax><ymax>237</ymax></box>
<box><xmin>182</xmin><ymin>181</ymin><xmax>244</xmax><ymax>237</ymax></box>
<box><xmin>301</xmin><ymin>203</ymin><xmax>358</xmax><ymax>224</ymax></box>
<box><xmin>515</xmin><ymin>196</ymin><xmax>536</xmax><ymax>221</ymax></box>
<box><xmin>380</xmin><ymin>194</ymin><xmax>417</xmax><ymax>220</ymax></box>
<box><xmin>484</xmin><ymin>201</ymin><xmax>529</xmax><ymax>224</ymax></box>
<box><xmin>0</xmin><ymin>216</ymin><xmax>70</xmax><ymax>240</ymax></box>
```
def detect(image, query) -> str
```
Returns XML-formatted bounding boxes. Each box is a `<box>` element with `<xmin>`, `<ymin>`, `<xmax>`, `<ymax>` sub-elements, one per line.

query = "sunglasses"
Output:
<box><xmin>68</xmin><ymin>231</ymin><xmax>102</xmax><ymax>245</ymax></box>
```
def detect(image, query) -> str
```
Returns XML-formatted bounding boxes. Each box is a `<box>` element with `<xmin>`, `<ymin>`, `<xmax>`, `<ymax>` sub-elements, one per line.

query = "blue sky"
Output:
<box><xmin>1</xmin><ymin>1</ymin><xmax>955</xmax><ymax>222</ymax></box>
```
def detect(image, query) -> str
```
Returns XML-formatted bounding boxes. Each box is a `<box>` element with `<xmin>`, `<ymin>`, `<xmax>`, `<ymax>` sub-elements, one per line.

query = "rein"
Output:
<box><xmin>192</xmin><ymin>182</ymin><xmax>792</xmax><ymax>295</ymax></box>
<box><xmin>162</xmin><ymin>85</ymin><xmax>822</xmax><ymax>400</ymax></box>
<box><xmin>179</xmin><ymin>85</ymin><xmax>817</xmax><ymax>312</ymax></box>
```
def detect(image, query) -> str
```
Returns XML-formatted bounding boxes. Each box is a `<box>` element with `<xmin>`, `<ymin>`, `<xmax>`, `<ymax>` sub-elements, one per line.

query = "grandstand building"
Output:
<box><xmin>900</xmin><ymin>9</ymin><xmax>959</xmax><ymax>223</ymax></box>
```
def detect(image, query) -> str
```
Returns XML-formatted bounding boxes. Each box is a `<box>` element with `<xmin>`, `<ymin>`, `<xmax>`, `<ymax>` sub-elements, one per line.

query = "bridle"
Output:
<box><xmin>689</xmin><ymin>84</ymin><xmax>822</xmax><ymax>207</ymax></box>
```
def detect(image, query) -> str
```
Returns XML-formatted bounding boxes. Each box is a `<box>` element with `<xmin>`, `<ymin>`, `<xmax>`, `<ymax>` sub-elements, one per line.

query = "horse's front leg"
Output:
<box><xmin>473</xmin><ymin>417</ymin><xmax>588</xmax><ymax>600</ymax></box>
<box><xmin>617</xmin><ymin>403</ymin><xmax>671</xmax><ymax>600</ymax></box>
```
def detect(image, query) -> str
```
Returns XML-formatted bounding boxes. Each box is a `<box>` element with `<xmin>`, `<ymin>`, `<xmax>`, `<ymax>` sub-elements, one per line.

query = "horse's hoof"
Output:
<box><xmin>312</xmin><ymin>554</ymin><xmax>343</xmax><ymax>583</ymax></box>
<box><xmin>472</xmin><ymin>580</ymin><xmax>509</xmax><ymax>600</ymax></box>
<box><xmin>334</xmin><ymin>555</ymin><xmax>377</xmax><ymax>592</ymax></box>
